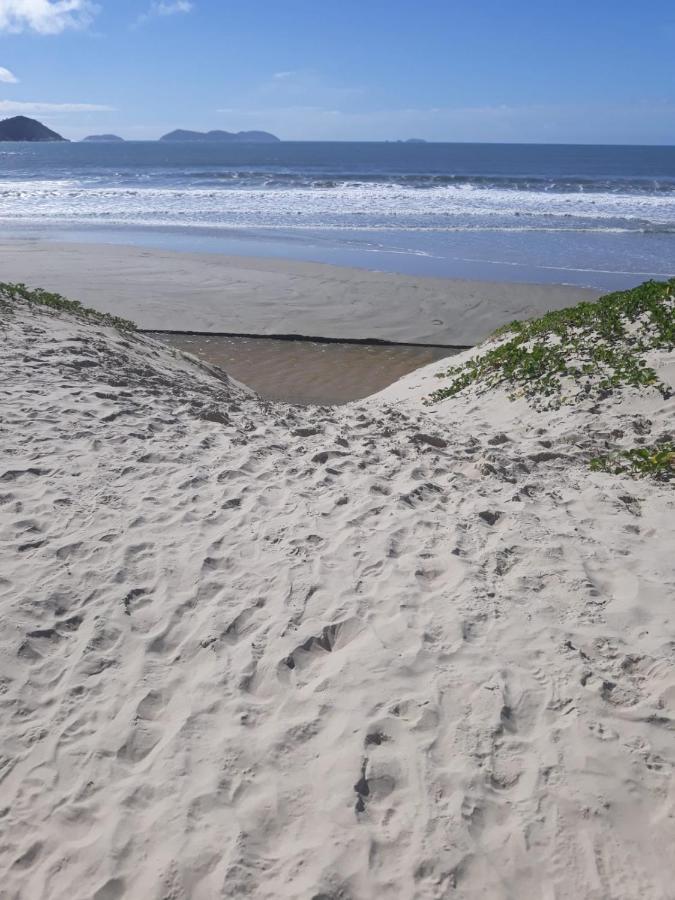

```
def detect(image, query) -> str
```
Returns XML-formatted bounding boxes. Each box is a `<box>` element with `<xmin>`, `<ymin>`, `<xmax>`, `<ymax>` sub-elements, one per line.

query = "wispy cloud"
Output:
<box><xmin>150</xmin><ymin>0</ymin><xmax>193</xmax><ymax>14</ymax></box>
<box><xmin>134</xmin><ymin>0</ymin><xmax>193</xmax><ymax>26</ymax></box>
<box><xmin>0</xmin><ymin>66</ymin><xmax>18</xmax><ymax>83</ymax></box>
<box><xmin>0</xmin><ymin>99</ymin><xmax>113</xmax><ymax>113</ymax></box>
<box><xmin>213</xmin><ymin>100</ymin><xmax>675</xmax><ymax>144</ymax></box>
<box><xmin>231</xmin><ymin>69</ymin><xmax>365</xmax><ymax>113</ymax></box>
<box><xmin>0</xmin><ymin>0</ymin><xmax>98</xmax><ymax>35</ymax></box>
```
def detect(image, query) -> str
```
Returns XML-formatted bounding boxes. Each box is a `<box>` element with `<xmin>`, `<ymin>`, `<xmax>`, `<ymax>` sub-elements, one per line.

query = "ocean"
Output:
<box><xmin>1</xmin><ymin>141</ymin><xmax>674</xmax><ymax>289</ymax></box>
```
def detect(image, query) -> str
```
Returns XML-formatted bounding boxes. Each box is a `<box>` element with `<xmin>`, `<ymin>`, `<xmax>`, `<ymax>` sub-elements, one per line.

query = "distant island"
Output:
<box><xmin>159</xmin><ymin>129</ymin><xmax>280</xmax><ymax>144</ymax></box>
<box><xmin>82</xmin><ymin>134</ymin><xmax>125</xmax><ymax>143</ymax></box>
<box><xmin>0</xmin><ymin>116</ymin><xmax>67</xmax><ymax>142</ymax></box>
<box><xmin>0</xmin><ymin>117</ymin><xmax>282</xmax><ymax>143</ymax></box>
<box><xmin>405</xmin><ymin>138</ymin><xmax>427</xmax><ymax>143</ymax></box>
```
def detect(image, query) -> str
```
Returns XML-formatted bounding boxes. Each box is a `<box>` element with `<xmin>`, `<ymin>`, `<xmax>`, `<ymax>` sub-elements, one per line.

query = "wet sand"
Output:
<box><xmin>0</xmin><ymin>240</ymin><xmax>600</xmax><ymax>345</ymax></box>
<box><xmin>149</xmin><ymin>332</ymin><xmax>458</xmax><ymax>405</ymax></box>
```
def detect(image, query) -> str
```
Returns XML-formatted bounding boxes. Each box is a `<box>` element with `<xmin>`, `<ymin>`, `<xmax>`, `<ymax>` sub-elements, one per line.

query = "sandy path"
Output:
<box><xmin>1</xmin><ymin>300</ymin><xmax>674</xmax><ymax>899</ymax></box>
<box><xmin>0</xmin><ymin>240</ymin><xmax>599</xmax><ymax>344</ymax></box>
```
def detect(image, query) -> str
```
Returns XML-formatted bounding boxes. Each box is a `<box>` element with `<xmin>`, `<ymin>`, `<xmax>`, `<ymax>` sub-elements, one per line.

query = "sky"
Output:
<box><xmin>0</xmin><ymin>0</ymin><xmax>674</xmax><ymax>143</ymax></box>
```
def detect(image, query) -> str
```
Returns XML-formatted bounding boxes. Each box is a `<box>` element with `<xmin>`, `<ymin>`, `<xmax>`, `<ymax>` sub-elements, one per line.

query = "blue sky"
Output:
<box><xmin>0</xmin><ymin>0</ymin><xmax>674</xmax><ymax>142</ymax></box>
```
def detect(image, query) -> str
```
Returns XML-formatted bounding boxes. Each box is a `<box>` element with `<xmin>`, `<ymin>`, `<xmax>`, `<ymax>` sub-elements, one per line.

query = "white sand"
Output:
<box><xmin>0</xmin><ymin>240</ymin><xmax>599</xmax><ymax>344</ymax></box>
<box><xmin>1</xmin><ymin>298</ymin><xmax>674</xmax><ymax>899</ymax></box>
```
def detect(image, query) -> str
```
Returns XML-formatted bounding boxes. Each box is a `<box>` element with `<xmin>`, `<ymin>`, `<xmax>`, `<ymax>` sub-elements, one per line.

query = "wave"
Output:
<box><xmin>1</xmin><ymin>170</ymin><xmax>674</xmax><ymax>242</ymax></box>
<box><xmin>179</xmin><ymin>172</ymin><xmax>675</xmax><ymax>195</ymax></box>
<box><xmin>0</xmin><ymin>182</ymin><xmax>673</xmax><ymax>228</ymax></box>
<box><xmin>1</xmin><ymin>213</ymin><xmax>674</xmax><ymax>237</ymax></box>
<box><xmin>3</xmin><ymin>169</ymin><xmax>675</xmax><ymax>195</ymax></box>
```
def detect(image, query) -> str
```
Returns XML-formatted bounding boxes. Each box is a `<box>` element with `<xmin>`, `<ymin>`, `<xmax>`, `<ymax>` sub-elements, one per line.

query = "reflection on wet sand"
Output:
<box><xmin>149</xmin><ymin>333</ymin><xmax>458</xmax><ymax>406</ymax></box>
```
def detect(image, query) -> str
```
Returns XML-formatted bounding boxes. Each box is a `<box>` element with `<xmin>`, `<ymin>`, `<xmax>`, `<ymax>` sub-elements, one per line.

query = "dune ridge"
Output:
<box><xmin>1</xmin><ymin>288</ymin><xmax>674</xmax><ymax>899</ymax></box>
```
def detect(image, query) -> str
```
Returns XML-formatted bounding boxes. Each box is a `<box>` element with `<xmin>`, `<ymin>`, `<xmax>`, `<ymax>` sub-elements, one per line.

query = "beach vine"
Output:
<box><xmin>0</xmin><ymin>281</ymin><xmax>136</xmax><ymax>331</ymax></box>
<box><xmin>426</xmin><ymin>279</ymin><xmax>675</xmax><ymax>408</ymax></box>
<box><xmin>590</xmin><ymin>442</ymin><xmax>675</xmax><ymax>482</ymax></box>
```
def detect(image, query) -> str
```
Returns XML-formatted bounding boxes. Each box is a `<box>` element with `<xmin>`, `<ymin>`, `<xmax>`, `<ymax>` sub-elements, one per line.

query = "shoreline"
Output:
<box><xmin>0</xmin><ymin>223</ymin><xmax>660</xmax><ymax>291</ymax></box>
<box><xmin>0</xmin><ymin>239</ymin><xmax>601</xmax><ymax>345</ymax></box>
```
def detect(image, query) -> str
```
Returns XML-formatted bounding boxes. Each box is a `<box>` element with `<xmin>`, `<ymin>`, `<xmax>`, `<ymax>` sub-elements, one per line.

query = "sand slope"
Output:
<box><xmin>1</xmin><ymin>300</ymin><xmax>674</xmax><ymax>899</ymax></box>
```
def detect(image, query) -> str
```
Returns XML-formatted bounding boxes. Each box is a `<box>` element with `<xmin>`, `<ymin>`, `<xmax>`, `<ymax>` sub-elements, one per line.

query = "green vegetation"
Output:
<box><xmin>0</xmin><ymin>281</ymin><xmax>136</xmax><ymax>331</ymax></box>
<box><xmin>590</xmin><ymin>443</ymin><xmax>675</xmax><ymax>482</ymax></box>
<box><xmin>427</xmin><ymin>279</ymin><xmax>675</xmax><ymax>408</ymax></box>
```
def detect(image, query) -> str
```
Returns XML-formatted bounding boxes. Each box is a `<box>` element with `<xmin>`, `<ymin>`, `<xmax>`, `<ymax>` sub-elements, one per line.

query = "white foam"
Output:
<box><xmin>0</xmin><ymin>179</ymin><xmax>673</xmax><ymax>232</ymax></box>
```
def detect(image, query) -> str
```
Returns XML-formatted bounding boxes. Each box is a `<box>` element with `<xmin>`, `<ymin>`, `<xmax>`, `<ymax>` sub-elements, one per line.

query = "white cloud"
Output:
<box><xmin>154</xmin><ymin>0</ymin><xmax>192</xmax><ymax>12</ymax></box>
<box><xmin>0</xmin><ymin>0</ymin><xmax>97</xmax><ymax>35</ymax></box>
<box><xmin>0</xmin><ymin>66</ymin><xmax>18</xmax><ymax>82</ymax></box>
<box><xmin>135</xmin><ymin>0</ymin><xmax>193</xmax><ymax>24</ymax></box>
<box><xmin>0</xmin><ymin>99</ymin><xmax>113</xmax><ymax>113</ymax></box>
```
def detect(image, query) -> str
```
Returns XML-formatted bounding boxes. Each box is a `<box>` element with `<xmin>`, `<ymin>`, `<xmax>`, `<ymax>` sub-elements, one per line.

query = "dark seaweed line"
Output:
<box><xmin>141</xmin><ymin>328</ymin><xmax>472</xmax><ymax>351</ymax></box>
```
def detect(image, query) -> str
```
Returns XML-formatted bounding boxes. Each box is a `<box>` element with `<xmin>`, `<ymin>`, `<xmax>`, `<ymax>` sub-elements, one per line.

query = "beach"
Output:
<box><xmin>1</xmin><ymin>281</ymin><xmax>674</xmax><ymax>899</ymax></box>
<box><xmin>0</xmin><ymin>238</ymin><xmax>601</xmax><ymax>404</ymax></box>
<box><xmin>0</xmin><ymin>135</ymin><xmax>672</xmax><ymax>900</ymax></box>
<box><xmin>0</xmin><ymin>240</ymin><xmax>600</xmax><ymax>345</ymax></box>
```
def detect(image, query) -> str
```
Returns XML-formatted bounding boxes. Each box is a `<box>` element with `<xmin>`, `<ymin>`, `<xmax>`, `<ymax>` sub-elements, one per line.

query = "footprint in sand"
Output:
<box><xmin>281</xmin><ymin>618</ymin><xmax>361</xmax><ymax>675</ymax></box>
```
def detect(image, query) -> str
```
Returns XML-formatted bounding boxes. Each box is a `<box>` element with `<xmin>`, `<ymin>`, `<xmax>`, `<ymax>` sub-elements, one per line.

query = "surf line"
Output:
<box><xmin>139</xmin><ymin>328</ymin><xmax>472</xmax><ymax>352</ymax></box>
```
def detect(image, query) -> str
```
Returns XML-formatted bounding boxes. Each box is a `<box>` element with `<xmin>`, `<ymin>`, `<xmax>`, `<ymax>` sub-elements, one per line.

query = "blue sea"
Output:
<box><xmin>0</xmin><ymin>141</ymin><xmax>674</xmax><ymax>289</ymax></box>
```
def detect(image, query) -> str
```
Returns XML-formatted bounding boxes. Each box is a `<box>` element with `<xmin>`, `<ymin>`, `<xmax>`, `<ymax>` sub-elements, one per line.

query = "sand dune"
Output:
<box><xmin>1</xmin><ymin>296</ymin><xmax>674</xmax><ymax>899</ymax></box>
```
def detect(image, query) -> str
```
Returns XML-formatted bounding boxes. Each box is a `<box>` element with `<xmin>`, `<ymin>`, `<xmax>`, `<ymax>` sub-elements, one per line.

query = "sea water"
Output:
<box><xmin>0</xmin><ymin>141</ymin><xmax>673</xmax><ymax>289</ymax></box>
